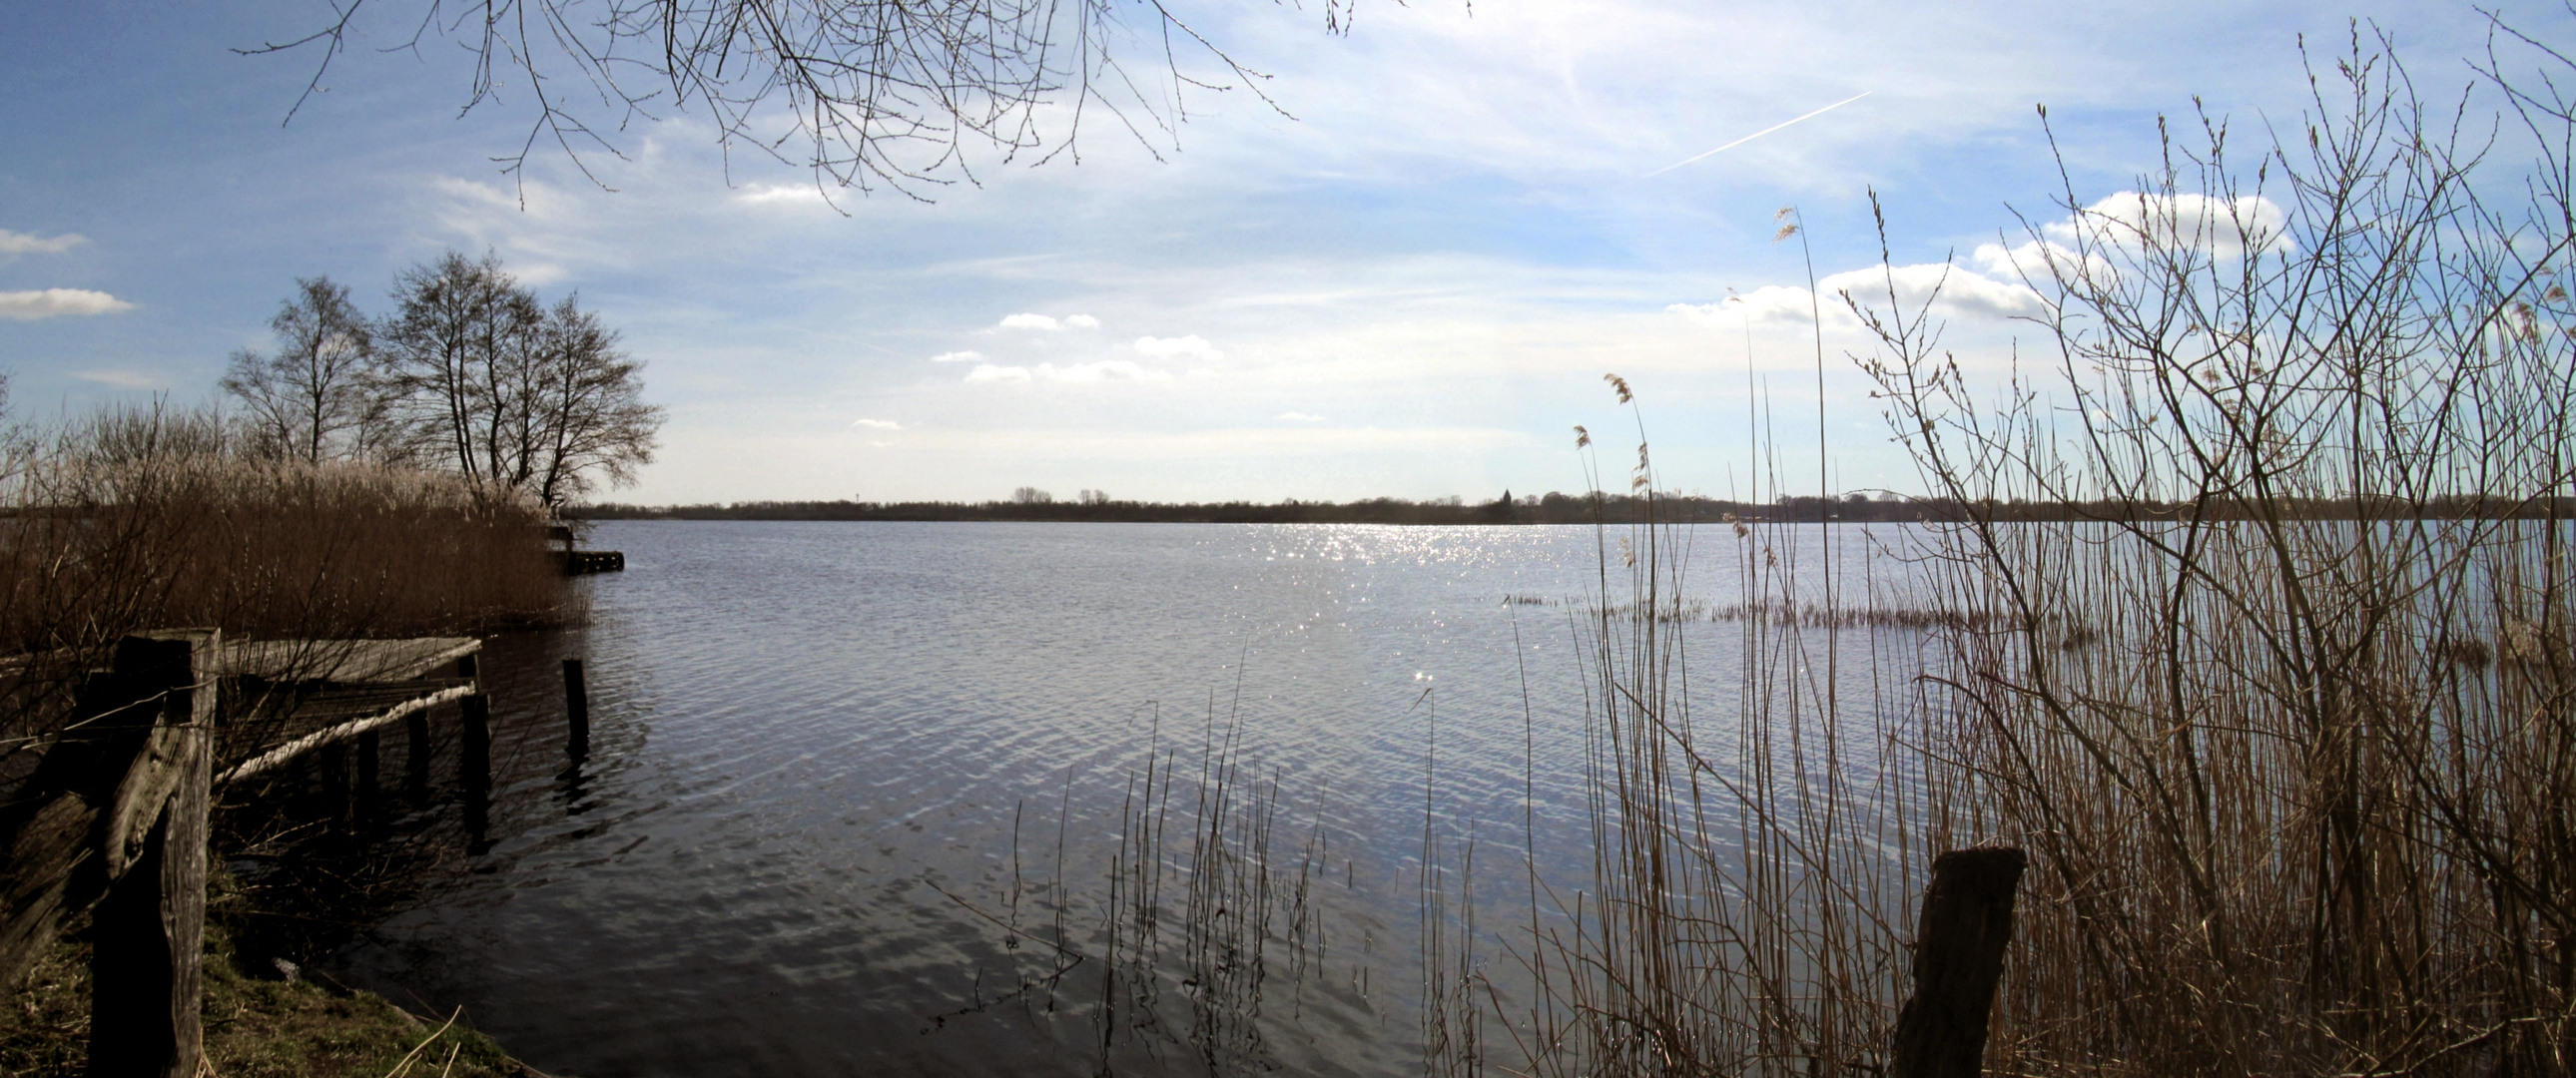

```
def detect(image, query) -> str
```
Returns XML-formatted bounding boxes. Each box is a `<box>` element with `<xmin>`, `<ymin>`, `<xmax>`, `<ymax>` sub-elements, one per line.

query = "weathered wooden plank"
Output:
<box><xmin>219</xmin><ymin>637</ymin><xmax>481</xmax><ymax>685</ymax></box>
<box><xmin>1888</xmin><ymin>846</ymin><xmax>2027</xmax><ymax>1078</ymax></box>
<box><xmin>88</xmin><ymin>629</ymin><xmax>216</xmax><ymax>1078</ymax></box>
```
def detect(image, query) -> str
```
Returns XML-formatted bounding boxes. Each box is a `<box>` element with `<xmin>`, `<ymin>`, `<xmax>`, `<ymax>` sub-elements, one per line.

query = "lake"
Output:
<box><xmin>317</xmin><ymin>520</ymin><xmax>1909</xmax><ymax>1076</ymax></box>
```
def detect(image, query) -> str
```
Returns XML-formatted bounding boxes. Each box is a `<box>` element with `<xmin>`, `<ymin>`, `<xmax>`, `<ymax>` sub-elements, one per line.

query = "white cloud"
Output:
<box><xmin>989</xmin><ymin>312</ymin><xmax>1100</xmax><ymax>332</ymax></box>
<box><xmin>2043</xmin><ymin>192</ymin><xmax>2292</xmax><ymax>258</ymax></box>
<box><xmin>929</xmin><ymin>349</ymin><xmax>984</xmax><ymax>363</ymax></box>
<box><xmin>73</xmin><ymin>368</ymin><xmax>161</xmax><ymax>388</ymax></box>
<box><xmin>1671</xmin><ymin>261</ymin><xmax>2048</xmax><ymax>327</ymax></box>
<box><xmin>1134</xmin><ymin>334</ymin><xmax>1223</xmax><ymax>360</ymax></box>
<box><xmin>0</xmin><ymin>287</ymin><xmax>133</xmax><ymax>320</ymax></box>
<box><xmin>852</xmin><ymin>418</ymin><xmax>903</xmax><ymax>430</ymax></box>
<box><xmin>1669</xmin><ymin>285</ymin><xmax>1821</xmax><ymax>326</ymax></box>
<box><xmin>1277</xmin><ymin>411</ymin><xmax>1330</xmax><ymax>422</ymax></box>
<box><xmin>0</xmin><ymin>230</ymin><xmax>85</xmax><ymax>256</ymax></box>
<box><xmin>1818</xmin><ymin>263</ymin><xmax>2050</xmax><ymax>321</ymax></box>
<box><xmin>736</xmin><ymin>183</ymin><xmax>831</xmax><ymax>207</ymax></box>
<box><xmin>965</xmin><ymin>360</ymin><xmax>1173</xmax><ymax>383</ymax></box>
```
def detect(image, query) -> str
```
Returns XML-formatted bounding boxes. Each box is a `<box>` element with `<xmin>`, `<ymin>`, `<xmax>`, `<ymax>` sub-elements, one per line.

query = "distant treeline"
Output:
<box><xmin>568</xmin><ymin>491</ymin><xmax>2576</xmax><ymax>525</ymax></box>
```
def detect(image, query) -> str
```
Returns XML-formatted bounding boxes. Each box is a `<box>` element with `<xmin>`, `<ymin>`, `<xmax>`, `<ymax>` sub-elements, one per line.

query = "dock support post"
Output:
<box><xmin>320</xmin><ymin>742</ymin><xmax>349</xmax><ymax>821</ymax></box>
<box><xmin>453</xmin><ymin>652</ymin><xmax>489</xmax><ymax>847</ymax></box>
<box><xmin>562</xmin><ymin>659</ymin><xmax>589</xmax><ymax>759</ymax></box>
<box><xmin>354</xmin><ymin>730</ymin><xmax>380</xmax><ymax>815</ymax></box>
<box><xmin>1888</xmin><ymin>847</ymin><xmax>2027</xmax><ymax>1078</ymax></box>
<box><xmin>88</xmin><ymin>630</ymin><xmax>216</xmax><ymax>1078</ymax></box>
<box><xmin>404</xmin><ymin>713</ymin><xmax>430</xmax><ymax>798</ymax></box>
<box><xmin>459</xmin><ymin>694</ymin><xmax>490</xmax><ymax>791</ymax></box>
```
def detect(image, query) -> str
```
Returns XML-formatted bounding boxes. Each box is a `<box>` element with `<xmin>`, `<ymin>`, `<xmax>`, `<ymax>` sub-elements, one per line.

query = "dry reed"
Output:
<box><xmin>1454</xmin><ymin>26</ymin><xmax>2576</xmax><ymax>1078</ymax></box>
<box><xmin>0</xmin><ymin>402</ymin><xmax>565</xmax><ymax>778</ymax></box>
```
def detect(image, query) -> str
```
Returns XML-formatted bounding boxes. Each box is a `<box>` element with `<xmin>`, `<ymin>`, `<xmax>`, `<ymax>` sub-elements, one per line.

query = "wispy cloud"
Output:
<box><xmin>736</xmin><ymin>183</ymin><xmax>831</xmax><ymax>207</ymax></box>
<box><xmin>966</xmin><ymin>360</ymin><xmax>1174</xmax><ymax>383</ymax></box>
<box><xmin>1134</xmin><ymin>334</ymin><xmax>1222</xmax><ymax>360</ymax></box>
<box><xmin>0</xmin><ymin>230</ymin><xmax>86</xmax><ymax>256</ymax></box>
<box><xmin>929</xmin><ymin>349</ymin><xmax>984</xmax><ymax>363</ymax></box>
<box><xmin>852</xmin><ymin>418</ymin><xmax>903</xmax><ymax>430</ymax></box>
<box><xmin>1670</xmin><ymin>259</ymin><xmax>2048</xmax><ymax>326</ymax></box>
<box><xmin>0</xmin><ymin>287</ymin><xmax>133</xmax><ymax>319</ymax></box>
<box><xmin>72</xmin><ymin>368</ymin><xmax>161</xmax><ymax>388</ymax></box>
<box><xmin>1277</xmin><ymin>411</ymin><xmax>1330</xmax><ymax>423</ymax></box>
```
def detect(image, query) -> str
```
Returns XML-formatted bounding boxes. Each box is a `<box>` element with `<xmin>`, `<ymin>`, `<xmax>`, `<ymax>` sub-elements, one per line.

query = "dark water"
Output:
<box><xmin>321</xmin><ymin>521</ymin><xmax>1905</xmax><ymax>1076</ymax></box>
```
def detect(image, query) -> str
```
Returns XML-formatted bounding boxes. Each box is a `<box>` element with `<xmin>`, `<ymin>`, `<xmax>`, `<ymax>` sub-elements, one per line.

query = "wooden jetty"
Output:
<box><xmin>215</xmin><ymin>637</ymin><xmax>482</xmax><ymax>785</ymax></box>
<box><xmin>548</xmin><ymin>523</ymin><xmax>624</xmax><ymax>575</ymax></box>
<box><xmin>0</xmin><ymin>630</ymin><xmax>580</xmax><ymax>1076</ymax></box>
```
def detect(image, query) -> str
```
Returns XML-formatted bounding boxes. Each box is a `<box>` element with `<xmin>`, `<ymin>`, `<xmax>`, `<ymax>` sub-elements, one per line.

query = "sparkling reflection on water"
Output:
<box><xmin>328</xmin><ymin>521</ymin><xmax>1906</xmax><ymax>1076</ymax></box>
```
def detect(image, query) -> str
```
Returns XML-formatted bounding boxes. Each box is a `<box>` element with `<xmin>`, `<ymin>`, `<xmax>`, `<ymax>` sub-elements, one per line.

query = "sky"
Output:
<box><xmin>0</xmin><ymin>0</ymin><xmax>2548</xmax><ymax>505</ymax></box>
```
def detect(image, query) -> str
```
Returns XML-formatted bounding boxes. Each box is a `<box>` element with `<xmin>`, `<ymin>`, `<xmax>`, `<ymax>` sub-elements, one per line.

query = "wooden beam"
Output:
<box><xmin>1888</xmin><ymin>846</ymin><xmax>2027</xmax><ymax>1078</ymax></box>
<box><xmin>220</xmin><ymin>637</ymin><xmax>481</xmax><ymax>685</ymax></box>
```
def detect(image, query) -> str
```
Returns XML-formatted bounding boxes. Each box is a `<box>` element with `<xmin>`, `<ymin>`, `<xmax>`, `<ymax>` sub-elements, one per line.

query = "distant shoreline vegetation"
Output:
<box><xmin>567</xmin><ymin>491</ymin><xmax>2576</xmax><ymax>525</ymax></box>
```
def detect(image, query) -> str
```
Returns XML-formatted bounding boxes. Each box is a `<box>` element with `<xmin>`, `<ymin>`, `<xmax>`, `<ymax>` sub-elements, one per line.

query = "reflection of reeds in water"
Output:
<box><xmin>969</xmin><ymin>694</ymin><xmax>1343</xmax><ymax>1075</ymax></box>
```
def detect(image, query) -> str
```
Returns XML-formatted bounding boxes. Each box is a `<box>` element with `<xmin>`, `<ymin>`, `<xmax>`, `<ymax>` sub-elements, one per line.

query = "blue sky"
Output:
<box><xmin>0</xmin><ymin>0</ymin><xmax>2534</xmax><ymax>504</ymax></box>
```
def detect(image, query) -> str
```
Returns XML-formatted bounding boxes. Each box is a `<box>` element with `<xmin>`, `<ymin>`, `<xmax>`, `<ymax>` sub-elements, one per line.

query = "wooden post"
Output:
<box><xmin>459</xmin><ymin>692</ymin><xmax>490</xmax><ymax>845</ymax></box>
<box><xmin>404</xmin><ymin>713</ymin><xmax>432</xmax><ymax>798</ymax></box>
<box><xmin>354</xmin><ymin>730</ymin><xmax>381</xmax><ymax>815</ymax></box>
<box><xmin>459</xmin><ymin>693</ymin><xmax>490</xmax><ymax>791</ymax></box>
<box><xmin>88</xmin><ymin>629</ymin><xmax>217</xmax><ymax>1078</ymax></box>
<box><xmin>320</xmin><ymin>742</ymin><xmax>350</xmax><ymax>822</ymax></box>
<box><xmin>562</xmin><ymin>658</ymin><xmax>590</xmax><ymax>759</ymax></box>
<box><xmin>1888</xmin><ymin>847</ymin><xmax>2026</xmax><ymax>1078</ymax></box>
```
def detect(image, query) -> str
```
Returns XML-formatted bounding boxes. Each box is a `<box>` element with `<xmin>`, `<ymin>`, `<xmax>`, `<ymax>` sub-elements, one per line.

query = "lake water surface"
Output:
<box><xmin>323</xmin><ymin>521</ymin><xmax>1906</xmax><ymax>1076</ymax></box>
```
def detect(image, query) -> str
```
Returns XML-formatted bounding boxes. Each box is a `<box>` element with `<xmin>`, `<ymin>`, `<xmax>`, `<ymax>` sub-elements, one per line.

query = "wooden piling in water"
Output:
<box><xmin>459</xmin><ymin>693</ymin><xmax>490</xmax><ymax>792</ymax></box>
<box><xmin>405</xmin><ymin>713</ymin><xmax>432</xmax><ymax>796</ymax></box>
<box><xmin>1888</xmin><ymin>846</ymin><xmax>2027</xmax><ymax>1078</ymax></box>
<box><xmin>355</xmin><ymin>730</ymin><xmax>381</xmax><ymax>813</ymax></box>
<box><xmin>563</xmin><ymin>658</ymin><xmax>590</xmax><ymax>758</ymax></box>
<box><xmin>320</xmin><ymin>742</ymin><xmax>350</xmax><ymax>821</ymax></box>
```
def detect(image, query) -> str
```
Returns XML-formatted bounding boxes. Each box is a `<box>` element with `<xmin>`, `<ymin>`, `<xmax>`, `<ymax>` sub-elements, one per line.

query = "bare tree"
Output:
<box><xmin>525</xmin><ymin>295</ymin><xmax>662</xmax><ymax>506</ymax></box>
<box><xmin>220</xmin><ymin>276</ymin><xmax>389</xmax><ymax>464</ymax></box>
<box><xmin>378</xmin><ymin>251</ymin><xmax>540</xmax><ymax>485</ymax></box>
<box><xmin>378</xmin><ymin>252</ymin><xmax>660</xmax><ymax>507</ymax></box>
<box><xmin>241</xmin><ymin>0</ymin><xmax>1353</xmax><ymax>198</ymax></box>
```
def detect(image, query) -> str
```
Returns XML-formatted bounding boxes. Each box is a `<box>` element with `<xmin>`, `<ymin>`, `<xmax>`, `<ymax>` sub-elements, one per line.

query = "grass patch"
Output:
<box><xmin>1</xmin><ymin>915</ymin><xmax>528</xmax><ymax>1078</ymax></box>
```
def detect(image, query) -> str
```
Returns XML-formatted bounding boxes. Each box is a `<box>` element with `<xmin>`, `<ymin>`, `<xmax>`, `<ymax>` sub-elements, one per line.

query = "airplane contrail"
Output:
<box><xmin>1642</xmin><ymin>91</ymin><xmax>1871</xmax><ymax>179</ymax></box>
